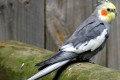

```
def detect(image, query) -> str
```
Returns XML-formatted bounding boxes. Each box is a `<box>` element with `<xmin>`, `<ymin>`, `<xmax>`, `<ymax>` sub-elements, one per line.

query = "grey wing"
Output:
<box><xmin>63</xmin><ymin>16</ymin><xmax>99</xmax><ymax>44</ymax></box>
<box><xmin>60</xmin><ymin>17</ymin><xmax>108</xmax><ymax>53</ymax></box>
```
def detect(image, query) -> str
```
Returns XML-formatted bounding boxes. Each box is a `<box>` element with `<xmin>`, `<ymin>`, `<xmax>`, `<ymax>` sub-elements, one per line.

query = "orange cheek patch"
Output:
<box><xmin>101</xmin><ymin>10</ymin><xmax>107</xmax><ymax>16</ymax></box>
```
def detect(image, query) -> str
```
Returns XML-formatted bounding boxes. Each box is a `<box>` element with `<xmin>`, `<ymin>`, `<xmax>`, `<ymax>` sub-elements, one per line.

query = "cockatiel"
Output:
<box><xmin>28</xmin><ymin>1</ymin><xmax>117</xmax><ymax>80</ymax></box>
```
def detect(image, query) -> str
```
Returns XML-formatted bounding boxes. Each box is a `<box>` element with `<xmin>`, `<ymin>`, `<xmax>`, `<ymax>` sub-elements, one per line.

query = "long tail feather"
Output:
<box><xmin>35</xmin><ymin>51</ymin><xmax>78</xmax><ymax>66</ymax></box>
<box><xmin>27</xmin><ymin>60</ymin><xmax>71</xmax><ymax>80</ymax></box>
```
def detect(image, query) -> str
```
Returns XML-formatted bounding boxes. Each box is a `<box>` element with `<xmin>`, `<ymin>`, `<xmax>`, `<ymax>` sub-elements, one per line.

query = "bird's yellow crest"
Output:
<box><xmin>98</xmin><ymin>2</ymin><xmax>117</xmax><ymax>22</ymax></box>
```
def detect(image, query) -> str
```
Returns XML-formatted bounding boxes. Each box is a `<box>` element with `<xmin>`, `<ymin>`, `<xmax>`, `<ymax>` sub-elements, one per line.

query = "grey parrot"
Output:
<box><xmin>28</xmin><ymin>1</ymin><xmax>117</xmax><ymax>80</ymax></box>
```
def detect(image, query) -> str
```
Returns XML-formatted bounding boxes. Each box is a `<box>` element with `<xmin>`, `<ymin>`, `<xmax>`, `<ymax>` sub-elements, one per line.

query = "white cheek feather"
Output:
<box><xmin>62</xmin><ymin>29</ymin><xmax>107</xmax><ymax>53</ymax></box>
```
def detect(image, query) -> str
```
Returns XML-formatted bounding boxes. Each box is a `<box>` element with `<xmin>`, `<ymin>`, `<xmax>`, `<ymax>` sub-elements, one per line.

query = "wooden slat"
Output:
<box><xmin>0</xmin><ymin>0</ymin><xmax>14</xmax><ymax>41</ymax></box>
<box><xmin>0</xmin><ymin>0</ymin><xmax>45</xmax><ymax>48</ymax></box>
<box><xmin>116</xmin><ymin>0</ymin><xmax>120</xmax><ymax>70</ymax></box>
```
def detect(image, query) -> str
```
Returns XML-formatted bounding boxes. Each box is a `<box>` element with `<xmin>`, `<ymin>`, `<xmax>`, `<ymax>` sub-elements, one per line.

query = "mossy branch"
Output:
<box><xmin>0</xmin><ymin>40</ymin><xmax>120</xmax><ymax>80</ymax></box>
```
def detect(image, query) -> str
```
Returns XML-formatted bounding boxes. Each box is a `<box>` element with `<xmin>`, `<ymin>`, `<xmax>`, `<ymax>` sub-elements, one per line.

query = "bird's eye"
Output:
<box><xmin>107</xmin><ymin>8</ymin><xmax>111</xmax><ymax>12</ymax></box>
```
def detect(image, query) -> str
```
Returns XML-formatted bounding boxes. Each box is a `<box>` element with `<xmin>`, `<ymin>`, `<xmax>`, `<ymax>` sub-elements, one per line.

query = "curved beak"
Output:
<box><xmin>114</xmin><ymin>9</ymin><xmax>117</xmax><ymax>16</ymax></box>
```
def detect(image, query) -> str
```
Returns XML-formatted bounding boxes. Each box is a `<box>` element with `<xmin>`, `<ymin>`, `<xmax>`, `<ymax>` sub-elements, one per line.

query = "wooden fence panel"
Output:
<box><xmin>0</xmin><ymin>0</ymin><xmax>13</xmax><ymax>41</ymax></box>
<box><xmin>0</xmin><ymin>0</ymin><xmax>45</xmax><ymax>48</ymax></box>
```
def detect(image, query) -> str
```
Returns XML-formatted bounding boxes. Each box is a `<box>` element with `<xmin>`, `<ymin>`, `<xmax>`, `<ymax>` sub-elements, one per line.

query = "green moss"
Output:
<box><xmin>54</xmin><ymin>62</ymin><xmax>120</xmax><ymax>80</ymax></box>
<box><xmin>26</xmin><ymin>56</ymin><xmax>35</xmax><ymax>61</ymax></box>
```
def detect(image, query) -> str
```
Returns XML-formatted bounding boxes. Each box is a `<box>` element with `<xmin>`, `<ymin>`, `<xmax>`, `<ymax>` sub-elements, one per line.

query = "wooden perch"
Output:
<box><xmin>0</xmin><ymin>40</ymin><xmax>120</xmax><ymax>80</ymax></box>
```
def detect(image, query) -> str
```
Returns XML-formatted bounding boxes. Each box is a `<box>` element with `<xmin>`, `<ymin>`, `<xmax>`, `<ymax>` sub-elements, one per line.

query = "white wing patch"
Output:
<box><xmin>60</xmin><ymin>43</ymin><xmax>76</xmax><ymax>51</ymax></box>
<box><xmin>61</xmin><ymin>29</ymin><xmax>107</xmax><ymax>53</ymax></box>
